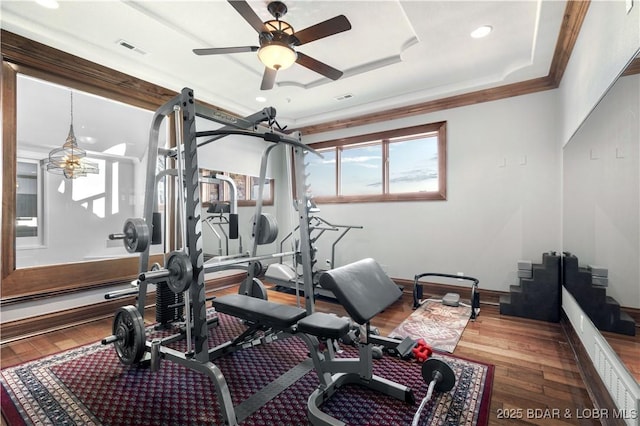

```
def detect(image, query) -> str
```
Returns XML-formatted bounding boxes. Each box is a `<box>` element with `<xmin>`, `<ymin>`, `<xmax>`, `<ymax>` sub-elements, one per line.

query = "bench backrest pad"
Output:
<box><xmin>319</xmin><ymin>258</ymin><xmax>402</xmax><ymax>324</ymax></box>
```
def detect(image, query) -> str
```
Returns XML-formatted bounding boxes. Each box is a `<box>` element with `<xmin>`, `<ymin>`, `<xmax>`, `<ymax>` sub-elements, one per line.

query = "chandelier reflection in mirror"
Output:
<box><xmin>46</xmin><ymin>92</ymin><xmax>99</xmax><ymax>179</ymax></box>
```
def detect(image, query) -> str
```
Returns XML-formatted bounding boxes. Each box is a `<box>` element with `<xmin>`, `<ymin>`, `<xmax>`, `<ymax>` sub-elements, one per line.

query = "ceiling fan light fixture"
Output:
<box><xmin>264</xmin><ymin>19</ymin><xmax>294</xmax><ymax>35</ymax></box>
<box><xmin>258</xmin><ymin>42</ymin><xmax>297</xmax><ymax>70</ymax></box>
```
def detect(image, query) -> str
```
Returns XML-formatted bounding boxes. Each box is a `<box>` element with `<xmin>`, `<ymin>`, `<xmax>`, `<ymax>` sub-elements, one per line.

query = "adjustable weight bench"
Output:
<box><xmin>212</xmin><ymin>258</ymin><xmax>414</xmax><ymax>426</ymax></box>
<box><xmin>298</xmin><ymin>257</ymin><xmax>415</xmax><ymax>426</ymax></box>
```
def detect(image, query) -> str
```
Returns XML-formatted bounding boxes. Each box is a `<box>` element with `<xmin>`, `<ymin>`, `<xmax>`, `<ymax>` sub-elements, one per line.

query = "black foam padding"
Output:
<box><xmin>297</xmin><ymin>313</ymin><xmax>350</xmax><ymax>340</ymax></box>
<box><xmin>229</xmin><ymin>213</ymin><xmax>239</xmax><ymax>239</ymax></box>
<box><xmin>318</xmin><ymin>258</ymin><xmax>402</xmax><ymax>325</ymax></box>
<box><xmin>151</xmin><ymin>212</ymin><xmax>162</xmax><ymax>245</ymax></box>
<box><xmin>396</xmin><ymin>336</ymin><xmax>417</xmax><ymax>359</ymax></box>
<box><xmin>213</xmin><ymin>294</ymin><xmax>306</xmax><ymax>329</ymax></box>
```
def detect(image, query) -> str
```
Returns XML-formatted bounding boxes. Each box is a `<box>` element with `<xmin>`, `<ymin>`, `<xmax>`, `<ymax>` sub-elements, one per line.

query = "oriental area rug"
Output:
<box><xmin>389</xmin><ymin>300</ymin><xmax>473</xmax><ymax>353</ymax></box>
<box><xmin>2</xmin><ymin>312</ymin><xmax>493</xmax><ymax>426</ymax></box>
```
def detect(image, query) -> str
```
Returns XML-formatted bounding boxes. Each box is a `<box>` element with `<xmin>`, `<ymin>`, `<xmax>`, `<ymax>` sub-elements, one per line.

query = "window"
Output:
<box><xmin>200</xmin><ymin>170</ymin><xmax>274</xmax><ymax>206</ymax></box>
<box><xmin>305</xmin><ymin>122</ymin><xmax>446</xmax><ymax>203</ymax></box>
<box><xmin>341</xmin><ymin>143</ymin><xmax>382</xmax><ymax>196</ymax></box>
<box><xmin>13</xmin><ymin>74</ymin><xmax>160</xmax><ymax>269</ymax></box>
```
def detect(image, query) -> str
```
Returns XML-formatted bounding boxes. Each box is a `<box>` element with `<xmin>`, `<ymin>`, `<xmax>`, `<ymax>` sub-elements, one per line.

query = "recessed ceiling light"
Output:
<box><xmin>35</xmin><ymin>0</ymin><xmax>59</xmax><ymax>9</ymax></box>
<box><xmin>256</xmin><ymin>96</ymin><xmax>267</xmax><ymax>103</ymax></box>
<box><xmin>471</xmin><ymin>25</ymin><xmax>493</xmax><ymax>39</ymax></box>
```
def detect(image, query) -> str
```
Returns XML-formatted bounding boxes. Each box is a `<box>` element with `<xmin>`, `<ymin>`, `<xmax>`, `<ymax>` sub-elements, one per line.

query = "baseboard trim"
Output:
<box><xmin>0</xmin><ymin>272</ymin><xmax>245</xmax><ymax>344</ymax></box>
<box><xmin>560</xmin><ymin>312</ymin><xmax>626</xmax><ymax>426</ymax></box>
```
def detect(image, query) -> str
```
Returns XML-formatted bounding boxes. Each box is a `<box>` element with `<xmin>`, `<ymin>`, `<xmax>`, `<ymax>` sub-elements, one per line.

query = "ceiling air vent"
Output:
<box><xmin>116</xmin><ymin>39</ymin><xmax>147</xmax><ymax>55</ymax></box>
<box><xmin>334</xmin><ymin>93</ymin><xmax>353</xmax><ymax>101</ymax></box>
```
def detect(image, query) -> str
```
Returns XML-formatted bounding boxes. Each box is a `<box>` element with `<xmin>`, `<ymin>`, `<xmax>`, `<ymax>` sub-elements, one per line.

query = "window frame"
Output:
<box><xmin>307</xmin><ymin>121</ymin><xmax>447</xmax><ymax>203</ymax></box>
<box><xmin>200</xmin><ymin>170</ymin><xmax>274</xmax><ymax>207</ymax></box>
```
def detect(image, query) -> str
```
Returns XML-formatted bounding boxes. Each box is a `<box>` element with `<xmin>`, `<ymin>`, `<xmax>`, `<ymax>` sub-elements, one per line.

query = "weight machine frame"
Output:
<box><xmin>105</xmin><ymin>88</ymin><xmax>320</xmax><ymax>425</ymax></box>
<box><xmin>267</xmin><ymin>215</ymin><xmax>363</xmax><ymax>299</ymax></box>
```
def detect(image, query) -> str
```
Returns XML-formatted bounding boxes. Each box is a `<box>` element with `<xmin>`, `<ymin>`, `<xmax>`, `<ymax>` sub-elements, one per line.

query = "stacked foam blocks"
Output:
<box><xmin>563</xmin><ymin>253</ymin><xmax>635</xmax><ymax>336</ymax></box>
<box><xmin>499</xmin><ymin>252</ymin><xmax>561</xmax><ymax>322</ymax></box>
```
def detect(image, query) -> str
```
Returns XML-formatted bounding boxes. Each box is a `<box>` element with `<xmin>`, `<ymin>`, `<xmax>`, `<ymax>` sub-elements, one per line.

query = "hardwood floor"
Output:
<box><xmin>1</xmin><ymin>284</ymin><xmax>634</xmax><ymax>425</ymax></box>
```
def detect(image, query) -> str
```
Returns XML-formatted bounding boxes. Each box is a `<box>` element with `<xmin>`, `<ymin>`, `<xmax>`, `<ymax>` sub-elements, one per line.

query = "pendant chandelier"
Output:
<box><xmin>46</xmin><ymin>92</ymin><xmax>99</xmax><ymax>179</ymax></box>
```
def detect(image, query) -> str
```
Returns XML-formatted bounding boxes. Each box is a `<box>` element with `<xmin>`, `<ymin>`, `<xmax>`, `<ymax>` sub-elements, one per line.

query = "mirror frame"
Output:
<box><xmin>1</xmin><ymin>30</ymin><xmax>181</xmax><ymax>300</ymax></box>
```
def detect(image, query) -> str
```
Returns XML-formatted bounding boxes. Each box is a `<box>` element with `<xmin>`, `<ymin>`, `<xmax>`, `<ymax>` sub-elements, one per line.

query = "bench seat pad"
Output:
<box><xmin>213</xmin><ymin>294</ymin><xmax>306</xmax><ymax>329</ymax></box>
<box><xmin>297</xmin><ymin>313</ymin><xmax>350</xmax><ymax>340</ymax></box>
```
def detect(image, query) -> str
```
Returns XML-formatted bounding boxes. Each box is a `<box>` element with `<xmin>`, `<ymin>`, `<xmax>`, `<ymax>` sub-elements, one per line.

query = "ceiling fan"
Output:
<box><xmin>193</xmin><ymin>0</ymin><xmax>351</xmax><ymax>90</ymax></box>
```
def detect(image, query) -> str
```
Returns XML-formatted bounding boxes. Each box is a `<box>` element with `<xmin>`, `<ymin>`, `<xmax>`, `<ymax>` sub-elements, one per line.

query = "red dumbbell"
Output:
<box><xmin>412</xmin><ymin>338</ymin><xmax>433</xmax><ymax>362</ymax></box>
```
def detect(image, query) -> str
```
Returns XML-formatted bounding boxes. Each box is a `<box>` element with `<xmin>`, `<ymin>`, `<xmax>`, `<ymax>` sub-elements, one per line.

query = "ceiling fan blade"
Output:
<box><xmin>228</xmin><ymin>0</ymin><xmax>267</xmax><ymax>33</ymax></box>
<box><xmin>261</xmin><ymin>67</ymin><xmax>277</xmax><ymax>90</ymax></box>
<box><xmin>294</xmin><ymin>15</ymin><xmax>351</xmax><ymax>45</ymax></box>
<box><xmin>296</xmin><ymin>52</ymin><xmax>343</xmax><ymax>80</ymax></box>
<box><xmin>193</xmin><ymin>46</ymin><xmax>259</xmax><ymax>55</ymax></box>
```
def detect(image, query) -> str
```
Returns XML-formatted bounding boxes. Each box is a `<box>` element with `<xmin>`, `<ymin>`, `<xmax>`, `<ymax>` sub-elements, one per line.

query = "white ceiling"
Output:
<box><xmin>1</xmin><ymin>0</ymin><xmax>567</xmax><ymax>130</ymax></box>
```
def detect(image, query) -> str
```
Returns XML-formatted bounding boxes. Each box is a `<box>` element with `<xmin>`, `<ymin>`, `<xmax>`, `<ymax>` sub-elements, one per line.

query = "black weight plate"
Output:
<box><xmin>112</xmin><ymin>305</ymin><xmax>146</xmax><ymax>365</ymax></box>
<box><xmin>422</xmin><ymin>358</ymin><xmax>456</xmax><ymax>392</ymax></box>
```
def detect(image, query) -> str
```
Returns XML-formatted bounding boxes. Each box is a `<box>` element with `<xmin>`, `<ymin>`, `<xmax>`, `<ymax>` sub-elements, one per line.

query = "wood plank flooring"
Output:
<box><xmin>1</xmin><ymin>284</ymin><xmax>635</xmax><ymax>425</ymax></box>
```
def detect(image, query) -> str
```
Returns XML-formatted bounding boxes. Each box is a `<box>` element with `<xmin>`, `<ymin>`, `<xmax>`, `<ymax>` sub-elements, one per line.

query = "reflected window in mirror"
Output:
<box><xmin>200</xmin><ymin>169</ymin><xmax>273</xmax><ymax>207</ymax></box>
<box><xmin>16</xmin><ymin>160</ymin><xmax>43</xmax><ymax>247</ymax></box>
<box><xmin>250</xmin><ymin>176</ymin><xmax>272</xmax><ymax>202</ymax></box>
<box><xmin>229</xmin><ymin>173</ymin><xmax>247</xmax><ymax>201</ymax></box>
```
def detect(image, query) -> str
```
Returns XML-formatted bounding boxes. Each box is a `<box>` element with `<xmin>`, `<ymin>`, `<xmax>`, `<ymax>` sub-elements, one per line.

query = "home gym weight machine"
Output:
<box><xmin>103</xmin><ymin>88</ymin><xmax>321</xmax><ymax>425</ymax></box>
<box><xmin>265</xmin><ymin>215</ymin><xmax>363</xmax><ymax>299</ymax></box>
<box><xmin>201</xmin><ymin>173</ymin><xmax>240</xmax><ymax>258</ymax></box>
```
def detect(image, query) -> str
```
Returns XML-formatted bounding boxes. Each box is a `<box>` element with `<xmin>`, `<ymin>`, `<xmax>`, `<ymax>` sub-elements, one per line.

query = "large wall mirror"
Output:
<box><xmin>0</xmin><ymin>31</ymin><xmax>182</xmax><ymax>300</ymax></box>
<box><xmin>2</xmin><ymin>31</ymin><xmax>281</xmax><ymax>301</ymax></box>
<box><xmin>1</xmin><ymin>64</ymin><xmax>169</xmax><ymax>300</ymax></box>
<box><xmin>562</xmin><ymin>56</ymin><xmax>640</xmax><ymax>381</ymax></box>
<box><xmin>15</xmin><ymin>74</ymin><xmax>166</xmax><ymax>269</ymax></box>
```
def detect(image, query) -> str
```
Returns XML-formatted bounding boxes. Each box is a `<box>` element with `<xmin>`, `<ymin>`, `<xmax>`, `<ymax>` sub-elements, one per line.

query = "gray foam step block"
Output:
<box><xmin>592</xmin><ymin>276</ymin><xmax>608</xmax><ymax>287</ymax></box>
<box><xmin>517</xmin><ymin>270</ymin><xmax>532</xmax><ymax>278</ymax></box>
<box><xmin>588</xmin><ymin>265</ymin><xmax>608</xmax><ymax>277</ymax></box>
<box><xmin>517</xmin><ymin>260</ymin><xmax>532</xmax><ymax>271</ymax></box>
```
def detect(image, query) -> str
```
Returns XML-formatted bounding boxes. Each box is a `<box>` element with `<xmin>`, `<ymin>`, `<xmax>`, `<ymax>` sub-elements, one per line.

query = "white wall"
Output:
<box><xmin>563</xmin><ymin>74</ymin><xmax>640</xmax><ymax>309</ymax></box>
<box><xmin>559</xmin><ymin>0</ymin><xmax>640</xmax><ymax>145</ymax></box>
<box><xmin>559</xmin><ymin>1</ymin><xmax>640</xmax><ymax>308</ymax></box>
<box><xmin>558</xmin><ymin>2</ymin><xmax>640</xmax><ymax>417</ymax></box>
<box><xmin>303</xmin><ymin>89</ymin><xmax>561</xmax><ymax>292</ymax></box>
